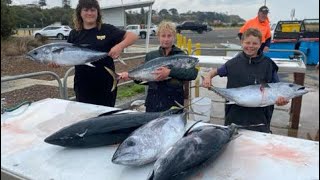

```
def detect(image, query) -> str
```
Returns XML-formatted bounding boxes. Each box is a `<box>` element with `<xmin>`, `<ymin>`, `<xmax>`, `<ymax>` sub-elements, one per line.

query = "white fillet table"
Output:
<box><xmin>1</xmin><ymin>98</ymin><xmax>319</xmax><ymax>180</ymax></box>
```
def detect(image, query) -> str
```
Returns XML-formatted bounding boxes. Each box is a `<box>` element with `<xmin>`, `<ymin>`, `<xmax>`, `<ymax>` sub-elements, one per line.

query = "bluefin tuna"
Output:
<box><xmin>106</xmin><ymin>55</ymin><xmax>199</xmax><ymax>83</ymax></box>
<box><xmin>129</xmin><ymin>55</ymin><xmax>198</xmax><ymax>81</ymax></box>
<box><xmin>44</xmin><ymin>109</ymin><xmax>183</xmax><ymax>148</ymax></box>
<box><xmin>26</xmin><ymin>42</ymin><xmax>109</xmax><ymax>66</ymax></box>
<box><xmin>208</xmin><ymin>82</ymin><xmax>308</xmax><ymax>107</ymax></box>
<box><xmin>147</xmin><ymin>124</ymin><xmax>237</xmax><ymax>180</ymax></box>
<box><xmin>112</xmin><ymin>112</ymin><xmax>187</xmax><ymax>166</ymax></box>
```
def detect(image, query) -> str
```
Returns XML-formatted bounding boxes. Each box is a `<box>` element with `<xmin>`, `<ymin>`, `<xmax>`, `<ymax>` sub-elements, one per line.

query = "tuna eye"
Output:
<box><xmin>33</xmin><ymin>51</ymin><xmax>38</xmax><ymax>55</ymax></box>
<box><xmin>126</xmin><ymin>140</ymin><xmax>135</xmax><ymax>146</ymax></box>
<box><xmin>289</xmin><ymin>84</ymin><xmax>294</xmax><ymax>87</ymax></box>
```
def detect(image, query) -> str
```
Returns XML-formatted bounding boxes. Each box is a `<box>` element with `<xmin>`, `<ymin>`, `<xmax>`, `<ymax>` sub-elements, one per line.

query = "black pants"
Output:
<box><xmin>145</xmin><ymin>87</ymin><xmax>184</xmax><ymax>112</ymax></box>
<box><xmin>74</xmin><ymin>65</ymin><xmax>116</xmax><ymax>107</ymax></box>
<box><xmin>225</xmin><ymin>104</ymin><xmax>273</xmax><ymax>133</ymax></box>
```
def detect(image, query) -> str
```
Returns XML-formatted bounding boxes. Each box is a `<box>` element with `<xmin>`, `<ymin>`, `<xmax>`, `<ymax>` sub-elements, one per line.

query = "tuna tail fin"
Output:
<box><xmin>147</xmin><ymin>170</ymin><xmax>155</xmax><ymax>180</ymax></box>
<box><xmin>104</xmin><ymin>67</ymin><xmax>118</xmax><ymax>92</ymax></box>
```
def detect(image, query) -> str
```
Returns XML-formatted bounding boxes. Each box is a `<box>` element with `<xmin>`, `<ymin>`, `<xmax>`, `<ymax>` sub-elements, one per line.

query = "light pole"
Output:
<box><xmin>264</xmin><ymin>0</ymin><xmax>266</xmax><ymax>6</ymax></box>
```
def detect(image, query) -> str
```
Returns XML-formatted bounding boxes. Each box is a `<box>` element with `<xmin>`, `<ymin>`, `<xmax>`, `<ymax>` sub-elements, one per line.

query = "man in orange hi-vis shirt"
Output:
<box><xmin>238</xmin><ymin>6</ymin><xmax>271</xmax><ymax>53</ymax></box>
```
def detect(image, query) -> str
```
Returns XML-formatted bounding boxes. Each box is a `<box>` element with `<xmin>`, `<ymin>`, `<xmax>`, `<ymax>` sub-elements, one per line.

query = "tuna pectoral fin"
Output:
<box><xmin>52</xmin><ymin>47</ymin><xmax>65</xmax><ymax>53</ymax></box>
<box><xmin>97</xmin><ymin>109</ymin><xmax>125</xmax><ymax>117</ymax></box>
<box><xmin>85</xmin><ymin>62</ymin><xmax>95</xmax><ymax>67</ymax></box>
<box><xmin>104</xmin><ymin>67</ymin><xmax>118</xmax><ymax>92</ymax></box>
<box><xmin>147</xmin><ymin>170</ymin><xmax>155</xmax><ymax>180</ymax></box>
<box><xmin>226</xmin><ymin>101</ymin><xmax>236</xmax><ymax>105</ymax></box>
<box><xmin>174</xmin><ymin>100</ymin><xmax>184</xmax><ymax>108</ymax></box>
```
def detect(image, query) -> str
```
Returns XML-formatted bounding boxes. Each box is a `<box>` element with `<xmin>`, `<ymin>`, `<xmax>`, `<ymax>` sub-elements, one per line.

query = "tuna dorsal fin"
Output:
<box><xmin>97</xmin><ymin>109</ymin><xmax>125</xmax><ymax>117</ymax></box>
<box><xmin>52</xmin><ymin>47</ymin><xmax>65</xmax><ymax>54</ymax></box>
<box><xmin>183</xmin><ymin>120</ymin><xmax>203</xmax><ymax>137</ymax></box>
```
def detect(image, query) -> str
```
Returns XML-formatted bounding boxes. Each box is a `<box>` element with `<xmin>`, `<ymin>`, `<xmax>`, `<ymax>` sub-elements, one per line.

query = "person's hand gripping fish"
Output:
<box><xmin>152</xmin><ymin>66</ymin><xmax>171</xmax><ymax>81</ymax></box>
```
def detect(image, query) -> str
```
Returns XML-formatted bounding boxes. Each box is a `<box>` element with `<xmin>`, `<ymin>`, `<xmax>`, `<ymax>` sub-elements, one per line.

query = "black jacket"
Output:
<box><xmin>143</xmin><ymin>46</ymin><xmax>198</xmax><ymax>112</ymax></box>
<box><xmin>224</xmin><ymin>52</ymin><xmax>278</xmax><ymax>133</ymax></box>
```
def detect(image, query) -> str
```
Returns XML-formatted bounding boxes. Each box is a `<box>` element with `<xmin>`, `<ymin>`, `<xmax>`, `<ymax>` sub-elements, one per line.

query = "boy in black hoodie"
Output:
<box><xmin>202</xmin><ymin>28</ymin><xmax>288</xmax><ymax>133</ymax></box>
<box><xmin>119</xmin><ymin>21</ymin><xmax>198</xmax><ymax>112</ymax></box>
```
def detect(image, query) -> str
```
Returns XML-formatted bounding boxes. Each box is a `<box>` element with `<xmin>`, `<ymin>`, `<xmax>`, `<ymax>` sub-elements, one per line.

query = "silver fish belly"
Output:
<box><xmin>209</xmin><ymin>82</ymin><xmax>308</xmax><ymax>107</ymax></box>
<box><xmin>112</xmin><ymin>112</ymin><xmax>187</xmax><ymax>166</ymax></box>
<box><xmin>26</xmin><ymin>42</ymin><xmax>107</xmax><ymax>66</ymax></box>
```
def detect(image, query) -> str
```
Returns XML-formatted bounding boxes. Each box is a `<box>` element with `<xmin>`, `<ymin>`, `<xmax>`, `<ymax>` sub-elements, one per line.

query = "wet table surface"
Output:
<box><xmin>1</xmin><ymin>98</ymin><xmax>319</xmax><ymax>180</ymax></box>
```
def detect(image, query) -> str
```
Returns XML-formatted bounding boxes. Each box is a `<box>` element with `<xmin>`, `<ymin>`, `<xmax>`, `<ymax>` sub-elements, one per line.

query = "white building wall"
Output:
<box><xmin>101</xmin><ymin>8</ymin><xmax>126</xmax><ymax>29</ymax></box>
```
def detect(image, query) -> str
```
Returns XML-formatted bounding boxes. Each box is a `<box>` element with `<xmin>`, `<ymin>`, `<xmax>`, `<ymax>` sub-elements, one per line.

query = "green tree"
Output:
<box><xmin>168</xmin><ymin>8</ymin><xmax>178</xmax><ymax>16</ymax></box>
<box><xmin>159</xmin><ymin>9</ymin><xmax>169</xmax><ymax>17</ymax></box>
<box><xmin>1</xmin><ymin>0</ymin><xmax>15</xmax><ymax>39</ymax></box>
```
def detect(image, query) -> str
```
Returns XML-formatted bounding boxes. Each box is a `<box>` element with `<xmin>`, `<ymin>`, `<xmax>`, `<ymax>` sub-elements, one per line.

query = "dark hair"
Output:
<box><xmin>73</xmin><ymin>0</ymin><xmax>102</xmax><ymax>31</ymax></box>
<box><xmin>242</xmin><ymin>28</ymin><xmax>262</xmax><ymax>42</ymax></box>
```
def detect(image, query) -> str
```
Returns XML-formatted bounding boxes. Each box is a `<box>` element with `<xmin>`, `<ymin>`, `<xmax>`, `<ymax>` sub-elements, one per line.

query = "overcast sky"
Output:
<box><xmin>12</xmin><ymin>0</ymin><xmax>319</xmax><ymax>23</ymax></box>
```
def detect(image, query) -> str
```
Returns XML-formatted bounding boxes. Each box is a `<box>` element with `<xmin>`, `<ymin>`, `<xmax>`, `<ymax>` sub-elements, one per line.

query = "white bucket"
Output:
<box><xmin>190</xmin><ymin>97</ymin><xmax>212</xmax><ymax>122</ymax></box>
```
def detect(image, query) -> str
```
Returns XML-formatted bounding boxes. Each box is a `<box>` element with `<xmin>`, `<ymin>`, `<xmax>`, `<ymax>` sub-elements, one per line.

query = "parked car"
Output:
<box><xmin>33</xmin><ymin>25</ymin><xmax>71</xmax><ymax>40</ymax></box>
<box><xmin>176</xmin><ymin>21</ymin><xmax>208</xmax><ymax>34</ymax></box>
<box><xmin>207</xmin><ymin>26</ymin><xmax>214</xmax><ymax>31</ymax></box>
<box><xmin>150</xmin><ymin>24</ymin><xmax>158</xmax><ymax>35</ymax></box>
<box><xmin>126</xmin><ymin>24</ymin><xmax>156</xmax><ymax>39</ymax></box>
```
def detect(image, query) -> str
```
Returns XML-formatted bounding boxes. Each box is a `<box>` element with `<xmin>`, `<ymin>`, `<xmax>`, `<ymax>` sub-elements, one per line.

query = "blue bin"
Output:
<box><xmin>299</xmin><ymin>39</ymin><xmax>319</xmax><ymax>65</ymax></box>
<box><xmin>265</xmin><ymin>41</ymin><xmax>296</xmax><ymax>59</ymax></box>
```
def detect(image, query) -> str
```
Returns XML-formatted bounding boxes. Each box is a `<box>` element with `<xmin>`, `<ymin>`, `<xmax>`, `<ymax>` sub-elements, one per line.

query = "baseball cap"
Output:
<box><xmin>259</xmin><ymin>6</ymin><xmax>269</xmax><ymax>13</ymax></box>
